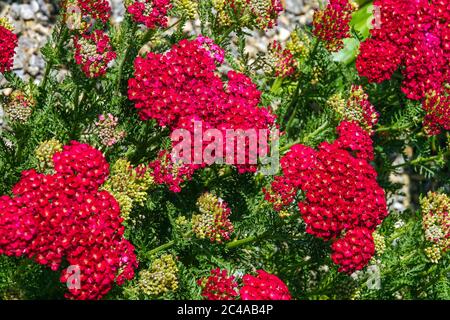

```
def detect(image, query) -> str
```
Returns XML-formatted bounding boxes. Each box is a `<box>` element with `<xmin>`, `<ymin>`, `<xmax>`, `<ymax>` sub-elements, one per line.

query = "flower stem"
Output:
<box><xmin>41</xmin><ymin>22</ymin><xmax>67</xmax><ymax>89</ymax></box>
<box><xmin>391</xmin><ymin>151</ymin><xmax>449</xmax><ymax>169</ymax></box>
<box><xmin>145</xmin><ymin>230</ymin><xmax>269</xmax><ymax>259</ymax></box>
<box><xmin>376</xmin><ymin>124</ymin><xmax>412</xmax><ymax>133</ymax></box>
<box><xmin>284</xmin><ymin>80</ymin><xmax>302</xmax><ymax>129</ymax></box>
<box><xmin>146</xmin><ymin>240</ymin><xmax>176</xmax><ymax>257</ymax></box>
<box><xmin>225</xmin><ymin>231</ymin><xmax>269</xmax><ymax>249</ymax></box>
<box><xmin>115</xmin><ymin>23</ymin><xmax>138</xmax><ymax>96</ymax></box>
<box><xmin>283</xmin><ymin>39</ymin><xmax>320</xmax><ymax>129</ymax></box>
<box><xmin>146</xmin><ymin>230</ymin><xmax>193</xmax><ymax>258</ymax></box>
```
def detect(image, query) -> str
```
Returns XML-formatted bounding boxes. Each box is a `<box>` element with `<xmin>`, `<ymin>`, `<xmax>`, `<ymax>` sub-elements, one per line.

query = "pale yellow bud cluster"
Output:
<box><xmin>175</xmin><ymin>215</ymin><xmax>188</xmax><ymax>227</ymax></box>
<box><xmin>191</xmin><ymin>213</ymin><xmax>215</xmax><ymax>238</ymax></box>
<box><xmin>350</xmin><ymin>1</ymin><xmax>359</xmax><ymax>11</ymax></box>
<box><xmin>310</xmin><ymin>67</ymin><xmax>322</xmax><ymax>85</ymax></box>
<box><xmin>4</xmin><ymin>90</ymin><xmax>35</xmax><ymax>123</ymax></box>
<box><xmin>191</xmin><ymin>192</ymin><xmax>234</xmax><ymax>243</ymax></box>
<box><xmin>351</xmin><ymin>289</ymin><xmax>362</xmax><ymax>300</ymax></box>
<box><xmin>326</xmin><ymin>93</ymin><xmax>347</xmax><ymax>114</ymax></box>
<box><xmin>424</xmin><ymin>245</ymin><xmax>442</xmax><ymax>264</ymax></box>
<box><xmin>212</xmin><ymin>0</ymin><xmax>280</xmax><ymax>30</ymax></box>
<box><xmin>286</xmin><ymin>31</ymin><xmax>310</xmax><ymax>59</ymax></box>
<box><xmin>421</xmin><ymin>192</ymin><xmax>450</xmax><ymax>263</ymax></box>
<box><xmin>212</xmin><ymin>0</ymin><xmax>241</xmax><ymax>27</ymax></box>
<box><xmin>175</xmin><ymin>215</ymin><xmax>190</xmax><ymax>233</ymax></box>
<box><xmin>35</xmin><ymin>139</ymin><xmax>63</xmax><ymax>172</ymax></box>
<box><xmin>278</xmin><ymin>210</ymin><xmax>292</xmax><ymax>219</ymax></box>
<box><xmin>138</xmin><ymin>254</ymin><xmax>179</xmax><ymax>296</ymax></box>
<box><xmin>372</xmin><ymin>231</ymin><xmax>386</xmax><ymax>255</ymax></box>
<box><xmin>173</xmin><ymin>0</ymin><xmax>198</xmax><ymax>19</ymax></box>
<box><xmin>102</xmin><ymin>159</ymin><xmax>154</xmax><ymax>221</ymax></box>
<box><xmin>0</xmin><ymin>17</ymin><xmax>14</xmax><ymax>31</ymax></box>
<box><xmin>327</xmin><ymin>85</ymin><xmax>378</xmax><ymax>134</ymax></box>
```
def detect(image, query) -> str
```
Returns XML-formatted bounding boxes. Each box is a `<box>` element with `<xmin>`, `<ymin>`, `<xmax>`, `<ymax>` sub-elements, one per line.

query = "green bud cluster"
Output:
<box><xmin>424</xmin><ymin>245</ymin><xmax>442</xmax><ymax>264</ymax></box>
<box><xmin>191</xmin><ymin>192</ymin><xmax>234</xmax><ymax>243</ymax></box>
<box><xmin>4</xmin><ymin>90</ymin><xmax>35</xmax><ymax>123</ymax></box>
<box><xmin>327</xmin><ymin>86</ymin><xmax>378</xmax><ymax>134</ymax></box>
<box><xmin>173</xmin><ymin>0</ymin><xmax>198</xmax><ymax>19</ymax></box>
<box><xmin>326</xmin><ymin>93</ymin><xmax>347</xmax><ymax>115</ymax></box>
<box><xmin>372</xmin><ymin>231</ymin><xmax>386</xmax><ymax>255</ymax></box>
<box><xmin>103</xmin><ymin>159</ymin><xmax>154</xmax><ymax>221</ymax></box>
<box><xmin>212</xmin><ymin>0</ymin><xmax>241</xmax><ymax>27</ymax></box>
<box><xmin>174</xmin><ymin>215</ymin><xmax>190</xmax><ymax>234</ymax></box>
<box><xmin>421</xmin><ymin>192</ymin><xmax>450</xmax><ymax>263</ymax></box>
<box><xmin>310</xmin><ymin>66</ymin><xmax>322</xmax><ymax>86</ymax></box>
<box><xmin>137</xmin><ymin>254</ymin><xmax>179</xmax><ymax>296</ymax></box>
<box><xmin>34</xmin><ymin>139</ymin><xmax>63</xmax><ymax>172</ymax></box>
<box><xmin>212</xmin><ymin>0</ymin><xmax>280</xmax><ymax>30</ymax></box>
<box><xmin>286</xmin><ymin>31</ymin><xmax>310</xmax><ymax>60</ymax></box>
<box><xmin>0</xmin><ymin>17</ymin><xmax>14</xmax><ymax>31</ymax></box>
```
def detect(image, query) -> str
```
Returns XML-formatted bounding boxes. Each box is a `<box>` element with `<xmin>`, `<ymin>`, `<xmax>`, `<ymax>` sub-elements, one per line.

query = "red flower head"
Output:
<box><xmin>198</xmin><ymin>268</ymin><xmax>239</xmax><ymax>300</ymax></box>
<box><xmin>0</xmin><ymin>142</ymin><xmax>138</xmax><ymax>300</ymax></box>
<box><xmin>148</xmin><ymin>150</ymin><xmax>198</xmax><ymax>193</ymax></box>
<box><xmin>126</xmin><ymin>0</ymin><xmax>172</xmax><ymax>29</ymax></box>
<box><xmin>63</xmin><ymin>0</ymin><xmax>111</xmax><ymax>31</ymax></box>
<box><xmin>264</xmin><ymin>122</ymin><xmax>387</xmax><ymax>273</ymax></box>
<box><xmin>240</xmin><ymin>270</ymin><xmax>291</xmax><ymax>300</ymax></box>
<box><xmin>0</xmin><ymin>18</ymin><xmax>18</xmax><ymax>73</ymax></box>
<box><xmin>331</xmin><ymin>228</ymin><xmax>375</xmax><ymax>273</ymax></box>
<box><xmin>356</xmin><ymin>0</ymin><xmax>450</xmax><ymax>101</ymax></box>
<box><xmin>312</xmin><ymin>0</ymin><xmax>356</xmax><ymax>52</ymax></box>
<box><xmin>422</xmin><ymin>89</ymin><xmax>450</xmax><ymax>136</ymax></box>
<box><xmin>129</xmin><ymin>37</ymin><xmax>276</xmax><ymax>191</ymax></box>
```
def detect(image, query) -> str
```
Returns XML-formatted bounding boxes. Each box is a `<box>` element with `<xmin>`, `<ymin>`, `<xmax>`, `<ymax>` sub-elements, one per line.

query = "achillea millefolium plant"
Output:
<box><xmin>0</xmin><ymin>0</ymin><xmax>449</xmax><ymax>300</ymax></box>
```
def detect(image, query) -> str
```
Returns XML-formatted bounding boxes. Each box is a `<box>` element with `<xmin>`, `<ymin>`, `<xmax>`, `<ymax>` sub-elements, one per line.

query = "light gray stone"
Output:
<box><xmin>30</xmin><ymin>54</ymin><xmax>46</xmax><ymax>70</ymax></box>
<box><xmin>10</xmin><ymin>3</ymin><xmax>21</xmax><ymax>20</ymax></box>
<box><xmin>20</xmin><ymin>4</ymin><xmax>35</xmax><ymax>21</ymax></box>
<box><xmin>278</xmin><ymin>28</ymin><xmax>291</xmax><ymax>41</ymax></box>
<box><xmin>37</xmin><ymin>0</ymin><xmax>51</xmax><ymax>16</ymax></box>
<box><xmin>14</xmin><ymin>69</ymin><xmax>25</xmax><ymax>79</ymax></box>
<box><xmin>27</xmin><ymin>66</ymin><xmax>40</xmax><ymax>76</ymax></box>
<box><xmin>30</xmin><ymin>0</ymin><xmax>40</xmax><ymax>14</ymax></box>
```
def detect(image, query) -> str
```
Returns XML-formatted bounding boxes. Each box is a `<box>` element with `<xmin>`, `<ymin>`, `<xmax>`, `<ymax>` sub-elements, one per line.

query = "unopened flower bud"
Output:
<box><xmin>138</xmin><ymin>254</ymin><xmax>179</xmax><ymax>296</ymax></box>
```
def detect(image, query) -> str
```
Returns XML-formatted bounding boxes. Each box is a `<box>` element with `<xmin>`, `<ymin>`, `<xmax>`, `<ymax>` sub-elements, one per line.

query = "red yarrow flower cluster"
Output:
<box><xmin>0</xmin><ymin>142</ymin><xmax>138</xmax><ymax>300</ymax></box>
<box><xmin>264</xmin><ymin>121</ymin><xmax>388</xmax><ymax>273</ymax></box>
<box><xmin>422</xmin><ymin>89</ymin><xmax>450</xmax><ymax>136</ymax></box>
<box><xmin>356</xmin><ymin>0</ymin><xmax>450</xmax><ymax>101</ymax></box>
<box><xmin>198</xmin><ymin>268</ymin><xmax>291</xmax><ymax>300</ymax></box>
<box><xmin>0</xmin><ymin>18</ymin><xmax>18</xmax><ymax>73</ymax></box>
<box><xmin>240</xmin><ymin>270</ymin><xmax>291</xmax><ymax>300</ymax></box>
<box><xmin>196</xmin><ymin>35</ymin><xmax>225</xmax><ymax>64</ymax></box>
<box><xmin>312</xmin><ymin>0</ymin><xmax>356</xmax><ymax>52</ymax></box>
<box><xmin>331</xmin><ymin>228</ymin><xmax>375</xmax><ymax>273</ymax></box>
<box><xmin>64</xmin><ymin>0</ymin><xmax>111</xmax><ymax>25</ymax></box>
<box><xmin>357</xmin><ymin>40</ymin><xmax>401</xmax><ymax>84</ymax></box>
<box><xmin>198</xmin><ymin>268</ymin><xmax>239</xmax><ymax>300</ymax></box>
<box><xmin>63</xmin><ymin>0</ymin><xmax>111</xmax><ymax>33</ymax></box>
<box><xmin>126</xmin><ymin>0</ymin><xmax>172</xmax><ymax>29</ymax></box>
<box><xmin>129</xmin><ymin>37</ymin><xmax>276</xmax><ymax>191</ymax></box>
<box><xmin>74</xmin><ymin>30</ymin><xmax>117</xmax><ymax>78</ymax></box>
